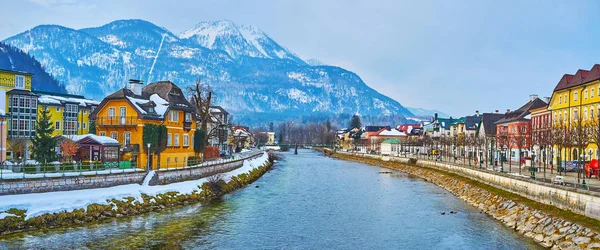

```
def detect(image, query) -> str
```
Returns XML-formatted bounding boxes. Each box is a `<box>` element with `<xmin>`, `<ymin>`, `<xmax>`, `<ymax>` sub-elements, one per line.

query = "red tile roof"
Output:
<box><xmin>553</xmin><ymin>66</ymin><xmax>600</xmax><ymax>91</ymax></box>
<box><xmin>583</xmin><ymin>64</ymin><xmax>600</xmax><ymax>84</ymax></box>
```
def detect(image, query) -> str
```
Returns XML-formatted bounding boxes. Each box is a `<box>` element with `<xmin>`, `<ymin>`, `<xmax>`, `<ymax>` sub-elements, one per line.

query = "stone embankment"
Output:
<box><xmin>331</xmin><ymin>152</ymin><xmax>600</xmax><ymax>249</ymax></box>
<box><xmin>0</xmin><ymin>153</ymin><xmax>275</xmax><ymax>236</ymax></box>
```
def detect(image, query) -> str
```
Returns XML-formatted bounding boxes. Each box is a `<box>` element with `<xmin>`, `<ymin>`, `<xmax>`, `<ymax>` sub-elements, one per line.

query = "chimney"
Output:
<box><xmin>475</xmin><ymin>110</ymin><xmax>480</xmax><ymax>116</ymax></box>
<box><xmin>495</xmin><ymin>110</ymin><xmax>499</xmax><ymax>113</ymax></box>
<box><xmin>434</xmin><ymin>113</ymin><xmax>438</xmax><ymax>120</ymax></box>
<box><xmin>129</xmin><ymin>79</ymin><xmax>143</xmax><ymax>96</ymax></box>
<box><xmin>543</xmin><ymin>96</ymin><xmax>550</xmax><ymax>104</ymax></box>
<box><xmin>530</xmin><ymin>94</ymin><xmax>538</xmax><ymax>102</ymax></box>
<box><xmin>506</xmin><ymin>109</ymin><xmax>510</xmax><ymax>113</ymax></box>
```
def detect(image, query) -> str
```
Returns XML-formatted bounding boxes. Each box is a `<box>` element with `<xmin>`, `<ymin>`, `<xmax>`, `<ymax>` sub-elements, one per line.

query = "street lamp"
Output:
<box><xmin>147</xmin><ymin>143</ymin><xmax>151</xmax><ymax>171</ymax></box>
<box><xmin>581</xmin><ymin>152</ymin><xmax>588</xmax><ymax>189</ymax></box>
<box><xmin>530</xmin><ymin>151</ymin><xmax>536</xmax><ymax>180</ymax></box>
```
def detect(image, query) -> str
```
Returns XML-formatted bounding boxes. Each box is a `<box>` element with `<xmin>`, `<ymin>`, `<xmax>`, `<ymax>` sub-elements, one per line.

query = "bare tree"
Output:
<box><xmin>190</xmin><ymin>79</ymin><xmax>213</xmax><ymax>145</ymax></box>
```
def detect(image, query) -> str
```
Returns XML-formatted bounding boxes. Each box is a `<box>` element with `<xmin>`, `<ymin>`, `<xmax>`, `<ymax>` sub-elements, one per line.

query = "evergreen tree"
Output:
<box><xmin>326</xmin><ymin>119</ymin><xmax>332</xmax><ymax>131</ymax></box>
<box><xmin>89</xmin><ymin>120</ymin><xmax>96</xmax><ymax>134</ymax></box>
<box><xmin>193</xmin><ymin>129</ymin><xmax>206</xmax><ymax>155</ymax></box>
<box><xmin>31</xmin><ymin>106</ymin><xmax>56</xmax><ymax>163</ymax></box>
<box><xmin>142</xmin><ymin>124</ymin><xmax>168</xmax><ymax>168</ymax></box>
<box><xmin>269</xmin><ymin>122</ymin><xmax>274</xmax><ymax>132</ymax></box>
<box><xmin>349</xmin><ymin>115</ymin><xmax>362</xmax><ymax>129</ymax></box>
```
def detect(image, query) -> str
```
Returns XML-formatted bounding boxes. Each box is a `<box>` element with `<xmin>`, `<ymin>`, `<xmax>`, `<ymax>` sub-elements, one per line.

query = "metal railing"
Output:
<box><xmin>95</xmin><ymin>116</ymin><xmax>138</xmax><ymax>126</ymax></box>
<box><xmin>0</xmin><ymin>161</ymin><xmax>144</xmax><ymax>180</ymax></box>
<box><xmin>158</xmin><ymin>150</ymin><xmax>264</xmax><ymax>171</ymax></box>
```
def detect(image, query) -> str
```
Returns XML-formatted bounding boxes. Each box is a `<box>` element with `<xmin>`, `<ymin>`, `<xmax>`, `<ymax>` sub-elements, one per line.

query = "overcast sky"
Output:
<box><xmin>2</xmin><ymin>0</ymin><xmax>600</xmax><ymax>116</ymax></box>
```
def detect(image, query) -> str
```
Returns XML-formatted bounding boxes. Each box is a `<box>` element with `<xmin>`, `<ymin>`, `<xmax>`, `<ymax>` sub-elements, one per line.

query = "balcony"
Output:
<box><xmin>96</xmin><ymin>116</ymin><xmax>138</xmax><ymax>126</ymax></box>
<box><xmin>183</xmin><ymin>121</ymin><xmax>192</xmax><ymax>130</ymax></box>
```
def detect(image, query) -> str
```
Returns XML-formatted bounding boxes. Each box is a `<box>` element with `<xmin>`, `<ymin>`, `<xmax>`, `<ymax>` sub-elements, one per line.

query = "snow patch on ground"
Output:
<box><xmin>0</xmin><ymin>152</ymin><xmax>269</xmax><ymax>219</ymax></box>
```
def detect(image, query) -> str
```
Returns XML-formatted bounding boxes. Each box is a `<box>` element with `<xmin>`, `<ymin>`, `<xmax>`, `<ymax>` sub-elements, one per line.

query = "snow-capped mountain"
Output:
<box><xmin>0</xmin><ymin>42</ymin><xmax>66</xmax><ymax>93</ymax></box>
<box><xmin>2</xmin><ymin>19</ymin><xmax>414</xmax><ymax>124</ymax></box>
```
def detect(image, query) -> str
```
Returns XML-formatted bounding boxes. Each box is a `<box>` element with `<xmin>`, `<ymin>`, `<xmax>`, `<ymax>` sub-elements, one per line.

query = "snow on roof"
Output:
<box><xmin>234</xmin><ymin>129</ymin><xmax>250</xmax><ymax>137</ymax></box>
<box><xmin>61</xmin><ymin>134</ymin><xmax>120</xmax><ymax>145</ymax></box>
<box><xmin>38</xmin><ymin>94</ymin><xmax>100</xmax><ymax>107</ymax></box>
<box><xmin>378</xmin><ymin>129</ymin><xmax>407</xmax><ymax>137</ymax></box>
<box><xmin>0</xmin><ymin>109</ymin><xmax>5</xmax><ymax>116</ymax></box>
<box><xmin>149</xmin><ymin>94</ymin><xmax>169</xmax><ymax>117</ymax></box>
<box><xmin>126</xmin><ymin>96</ymin><xmax>149</xmax><ymax>114</ymax></box>
<box><xmin>38</xmin><ymin>96</ymin><xmax>63</xmax><ymax>105</ymax></box>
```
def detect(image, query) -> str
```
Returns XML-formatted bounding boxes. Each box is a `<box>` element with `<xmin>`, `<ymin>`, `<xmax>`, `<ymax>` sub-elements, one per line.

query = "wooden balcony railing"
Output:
<box><xmin>95</xmin><ymin>116</ymin><xmax>138</xmax><ymax>126</ymax></box>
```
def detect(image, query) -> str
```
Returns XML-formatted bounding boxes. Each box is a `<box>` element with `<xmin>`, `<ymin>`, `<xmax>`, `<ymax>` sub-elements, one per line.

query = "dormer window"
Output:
<box><xmin>148</xmin><ymin>107</ymin><xmax>155</xmax><ymax>113</ymax></box>
<box><xmin>15</xmin><ymin>75</ymin><xmax>25</xmax><ymax>89</ymax></box>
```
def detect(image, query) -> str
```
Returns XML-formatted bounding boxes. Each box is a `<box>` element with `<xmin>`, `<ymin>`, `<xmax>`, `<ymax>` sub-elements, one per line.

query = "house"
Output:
<box><xmin>55</xmin><ymin>134</ymin><xmax>121</xmax><ymax>163</ymax></box>
<box><xmin>36</xmin><ymin>91</ymin><xmax>99</xmax><ymax>136</ymax></box>
<box><xmin>90</xmin><ymin>80</ymin><xmax>198</xmax><ymax>169</ymax></box>
<box><xmin>232</xmin><ymin>126</ymin><xmax>252</xmax><ymax>151</ymax></box>
<box><xmin>363</xmin><ymin>126</ymin><xmax>390</xmax><ymax>152</ymax></box>
<box><xmin>339</xmin><ymin>127</ymin><xmax>360</xmax><ymax>151</ymax></box>
<box><xmin>495</xmin><ymin>95</ymin><xmax>547</xmax><ymax>162</ymax></box>
<box><xmin>1</xmin><ymin>69</ymin><xmax>35</xmax><ymax>161</ymax></box>
<box><xmin>266</xmin><ymin>132</ymin><xmax>275</xmax><ymax>144</ymax></box>
<box><xmin>430</xmin><ymin>113</ymin><xmax>456</xmax><ymax>138</ymax></box>
<box><xmin>548</xmin><ymin>64</ymin><xmax>600</xmax><ymax>162</ymax></box>
<box><xmin>397</xmin><ymin>124</ymin><xmax>422</xmax><ymax>136</ymax></box>
<box><xmin>207</xmin><ymin>106</ymin><xmax>230</xmax><ymax>153</ymax></box>
<box><xmin>476</xmin><ymin>112</ymin><xmax>504</xmax><ymax>164</ymax></box>
<box><xmin>380</xmin><ymin>138</ymin><xmax>402</xmax><ymax>156</ymax></box>
<box><xmin>530</xmin><ymin>105</ymin><xmax>551</xmax><ymax>164</ymax></box>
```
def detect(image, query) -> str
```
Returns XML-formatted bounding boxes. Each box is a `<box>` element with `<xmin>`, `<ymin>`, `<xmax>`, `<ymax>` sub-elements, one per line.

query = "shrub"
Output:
<box><xmin>204</xmin><ymin>146</ymin><xmax>220</xmax><ymax>160</ymax></box>
<box><xmin>188</xmin><ymin>156</ymin><xmax>202</xmax><ymax>166</ymax></box>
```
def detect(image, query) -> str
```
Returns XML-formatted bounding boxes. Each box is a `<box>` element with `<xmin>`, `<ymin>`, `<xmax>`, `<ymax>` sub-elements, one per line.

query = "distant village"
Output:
<box><xmin>336</xmin><ymin>64</ymin><xmax>600</xmax><ymax>173</ymax></box>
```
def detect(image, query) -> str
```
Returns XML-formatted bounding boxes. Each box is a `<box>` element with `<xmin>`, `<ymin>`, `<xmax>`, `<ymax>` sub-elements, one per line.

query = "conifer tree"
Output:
<box><xmin>31</xmin><ymin>106</ymin><xmax>56</xmax><ymax>164</ymax></box>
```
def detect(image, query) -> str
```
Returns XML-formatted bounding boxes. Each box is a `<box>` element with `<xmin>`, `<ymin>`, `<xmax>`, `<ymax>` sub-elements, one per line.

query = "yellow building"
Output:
<box><xmin>1</xmin><ymin>69</ymin><xmax>34</xmax><ymax>160</ymax></box>
<box><xmin>36</xmin><ymin>91</ymin><xmax>99</xmax><ymax>137</ymax></box>
<box><xmin>548</xmin><ymin>64</ymin><xmax>600</xmax><ymax>162</ymax></box>
<box><xmin>90</xmin><ymin>80</ymin><xmax>197</xmax><ymax>170</ymax></box>
<box><xmin>267</xmin><ymin>132</ymin><xmax>275</xmax><ymax>144</ymax></box>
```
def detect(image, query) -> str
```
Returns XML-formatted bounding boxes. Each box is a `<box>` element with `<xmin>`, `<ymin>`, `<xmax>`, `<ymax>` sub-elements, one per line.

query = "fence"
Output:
<box><xmin>0</xmin><ymin>161</ymin><xmax>142</xmax><ymax>180</ymax></box>
<box><xmin>159</xmin><ymin>150</ymin><xmax>264</xmax><ymax>171</ymax></box>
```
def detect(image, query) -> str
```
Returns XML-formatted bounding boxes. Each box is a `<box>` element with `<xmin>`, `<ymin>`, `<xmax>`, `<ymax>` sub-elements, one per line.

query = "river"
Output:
<box><xmin>0</xmin><ymin>149</ymin><xmax>539</xmax><ymax>249</ymax></box>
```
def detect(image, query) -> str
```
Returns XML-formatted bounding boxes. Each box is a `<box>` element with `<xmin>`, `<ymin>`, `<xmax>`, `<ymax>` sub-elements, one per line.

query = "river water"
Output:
<box><xmin>0</xmin><ymin>149</ymin><xmax>539</xmax><ymax>249</ymax></box>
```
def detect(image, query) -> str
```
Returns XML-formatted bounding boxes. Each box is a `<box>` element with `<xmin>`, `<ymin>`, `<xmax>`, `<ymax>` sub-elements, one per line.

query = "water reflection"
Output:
<box><xmin>0</xmin><ymin>149</ymin><xmax>539</xmax><ymax>249</ymax></box>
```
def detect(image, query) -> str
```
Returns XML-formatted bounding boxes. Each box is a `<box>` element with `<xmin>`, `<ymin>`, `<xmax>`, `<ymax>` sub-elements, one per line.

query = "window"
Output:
<box><xmin>77</xmin><ymin>122</ymin><xmax>80</xmax><ymax>129</ymax></box>
<box><xmin>592</xmin><ymin>88</ymin><xmax>595</xmax><ymax>98</ymax></box>
<box><xmin>175</xmin><ymin>157</ymin><xmax>178</xmax><ymax>163</ymax></box>
<box><xmin>564</xmin><ymin>94</ymin><xmax>568</xmax><ymax>102</ymax></box>
<box><xmin>108</xmin><ymin>107</ymin><xmax>116</xmax><ymax>118</ymax></box>
<box><xmin>585</xmin><ymin>90</ymin><xmax>588</xmax><ymax>100</ymax></box>
<box><xmin>83</xmin><ymin>122</ymin><xmax>87</xmax><ymax>129</ymax></box>
<box><xmin>574</xmin><ymin>109</ymin><xmax>578</xmax><ymax>120</ymax></box>
<box><xmin>55</xmin><ymin>121</ymin><xmax>61</xmax><ymax>130</ymax></box>
<box><xmin>185</xmin><ymin>113</ymin><xmax>191</xmax><ymax>122</ymax></box>
<box><xmin>56</xmin><ymin>107</ymin><xmax>61</xmax><ymax>112</ymax></box>
<box><xmin>167</xmin><ymin>157</ymin><xmax>171</xmax><ymax>163</ymax></box>
<box><xmin>574</xmin><ymin>92</ymin><xmax>578</xmax><ymax>101</ymax></box>
<box><xmin>124</xmin><ymin>132</ymin><xmax>131</xmax><ymax>146</ymax></box>
<box><xmin>167</xmin><ymin>133</ymin><xmax>172</xmax><ymax>146</ymax></box>
<box><xmin>521</xmin><ymin>126</ymin><xmax>526</xmax><ymax>133</ymax></box>
<box><xmin>183</xmin><ymin>134</ymin><xmax>189</xmax><ymax>146</ymax></box>
<box><xmin>584</xmin><ymin>108</ymin><xmax>588</xmax><ymax>120</ymax></box>
<box><xmin>174</xmin><ymin>134</ymin><xmax>180</xmax><ymax>147</ymax></box>
<box><xmin>169</xmin><ymin>111</ymin><xmax>179</xmax><ymax>122</ymax></box>
<box><xmin>83</xmin><ymin>110</ymin><xmax>87</xmax><ymax>114</ymax></box>
<box><xmin>100</xmin><ymin>131</ymin><xmax>106</xmax><ymax>136</ymax></box>
<box><xmin>15</xmin><ymin>75</ymin><xmax>25</xmax><ymax>89</ymax></box>
<box><xmin>110</xmin><ymin>132</ymin><xmax>118</xmax><ymax>140</ymax></box>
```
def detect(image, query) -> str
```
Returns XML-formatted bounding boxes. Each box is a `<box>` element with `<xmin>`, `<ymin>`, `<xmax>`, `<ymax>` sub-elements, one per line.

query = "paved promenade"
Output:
<box><xmin>396</xmin><ymin>153</ymin><xmax>600</xmax><ymax>192</ymax></box>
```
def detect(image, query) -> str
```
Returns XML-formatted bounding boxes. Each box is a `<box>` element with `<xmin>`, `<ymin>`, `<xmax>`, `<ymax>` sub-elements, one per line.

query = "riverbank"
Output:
<box><xmin>0</xmin><ymin>152</ymin><xmax>274</xmax><ymax>236</ymax></box>
<box><xmin>330</xmin><ymin>152</ymin><xmax>600</xmax><ymax>249</ymax></box>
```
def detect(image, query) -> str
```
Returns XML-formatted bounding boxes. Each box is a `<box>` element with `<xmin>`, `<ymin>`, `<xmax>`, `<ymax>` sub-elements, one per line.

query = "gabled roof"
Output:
<box><xmin>496</xmin><ymin>98</ymin><xmax>547</xmax><ymax>125</ymax></box>
<box><xmin>365</xmin><ymin>126</ymin><xmax>389</xmax><ymax>132</ymax></box>
<box><xmin>91</xmin><ymin>81</ymin><xmax>195</xmax><ymax>120</ymax></box>
<box><xmin>479</xmin><ymin>113</ymin><xmax>504</xmax><ymax>135</ymax></box>
<box><xmin>377</xmin><ymin>128</ymin><xmax>407</xmax><ymax>137</ymax></box>
<box><xmin>0</xmin><ymin>68</ymin><xmax>33</xmax><ymax>76</ymax></box>
<box><xmin>583</xmin><ymin>64</ymin><xmax>600</xmax><ymax>84</ymax></box>
<box><xmin>465</xmin><ymin>115</ymin><xmax>482</xmax><ymax>130</ymax></box>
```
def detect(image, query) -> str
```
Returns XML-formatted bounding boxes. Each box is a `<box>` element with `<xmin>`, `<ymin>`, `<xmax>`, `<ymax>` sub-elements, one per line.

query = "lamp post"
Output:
<box><xmin>530</xmin><ymin>151</ymin><xmax>536</xmax><ymax>180</ymax></box>
<box><xmin>582</xmin><ymin>152</ymin><xmax>588</xmax><ymax>189</ymax></box>
<box><xmin>147</xmin><ymin>143</ymin><xmax>151</xmax><ymax>171</ymax></box>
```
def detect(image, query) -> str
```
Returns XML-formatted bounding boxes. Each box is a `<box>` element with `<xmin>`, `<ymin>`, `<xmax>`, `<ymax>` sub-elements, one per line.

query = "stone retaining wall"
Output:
<box><xmin>0</xmin><ymin>172</ymin><xmax>147</xmax><ymax>195</ymax></box>
<box><xmin>0</xmin><ymin>152</ymin><xmax>264</xmax><ymax>195</ymax></box>
<box><xmin>155</xmin><ymin>152</ymin><xmax>263</xmax><ymax>184</ymax></box>
<box><xmin>333</xmin><ymin>152</ymin><xmax>600</xmax><ymax>249</ymax></box>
